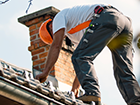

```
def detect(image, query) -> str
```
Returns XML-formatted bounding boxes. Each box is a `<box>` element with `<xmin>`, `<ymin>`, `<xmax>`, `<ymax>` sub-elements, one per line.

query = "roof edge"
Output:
<box><xmin>0</xmin><ymin>77</ymin><xmax>64</xmax><ymax>105</ymax></box>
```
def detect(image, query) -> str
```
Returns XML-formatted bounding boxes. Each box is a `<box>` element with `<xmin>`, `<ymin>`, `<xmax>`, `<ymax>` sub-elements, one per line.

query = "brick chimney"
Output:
<box><xmin>18</xmin><ymin>6</ymin><xmax>76</xmax><ymax>89</ymax></box>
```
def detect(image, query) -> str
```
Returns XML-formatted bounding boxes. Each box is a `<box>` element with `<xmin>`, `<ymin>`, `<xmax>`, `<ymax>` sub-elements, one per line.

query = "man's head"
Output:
<box><xmin>39</xmin><ymin>19</ymin><xmax>53</xmax><ymax>44</ymax></box>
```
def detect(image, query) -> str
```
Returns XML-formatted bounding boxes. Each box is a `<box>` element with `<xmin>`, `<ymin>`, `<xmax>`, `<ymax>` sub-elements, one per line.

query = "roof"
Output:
<box><xmin>0</xmin><ymin>59</ymin><xmax>93</xmax><ymax>105</ymax></box>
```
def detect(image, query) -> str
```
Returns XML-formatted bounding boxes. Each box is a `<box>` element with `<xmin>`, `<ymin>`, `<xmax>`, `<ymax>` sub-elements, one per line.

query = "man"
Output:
<box><xmin>35</xmin><ymin>3</ymin><xmax>140</xmax><ymax>105</ymax></box>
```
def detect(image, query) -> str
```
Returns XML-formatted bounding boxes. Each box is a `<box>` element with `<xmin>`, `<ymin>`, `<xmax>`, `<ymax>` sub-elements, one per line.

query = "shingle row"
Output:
<box><xmin>0</xmin><ymin>59</ymin><xmax>92</xmax><ymax>105</ymax></box>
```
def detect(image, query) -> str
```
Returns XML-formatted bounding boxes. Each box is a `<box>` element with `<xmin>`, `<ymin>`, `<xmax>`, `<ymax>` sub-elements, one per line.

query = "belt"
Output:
<box><xmin>93</xmin><ymin>5</ymin><xmax>118</xmax><ymax>18</ymax></box>
<box><xmin>94</xmin><ymin>5</ymin><xmax>115</xmax><ymax>14</ymax></box>
<box><xmin>68</xmin><ymin>5</ymin><xmax>116</xmax><ymax>34</ymax></box>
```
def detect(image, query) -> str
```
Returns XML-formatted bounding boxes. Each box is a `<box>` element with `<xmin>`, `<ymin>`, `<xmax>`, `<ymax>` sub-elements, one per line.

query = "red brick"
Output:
<box><xmin>45</xmin><ymin>45</ymin><xmax>50</xmax><ymax>51</ymax></box>
<box><xmin>25</xmin><ymin>18</ymin><xmax>38</xmax><ymax>26</ymax></box>
<box><xmin>34</xmin><ymin>43</ymin><xmax>38</xmax><ymax>49</ymax></box>
<box><xmin>40</xmin><ymin>63</ymin><xmax>45</xmax><ymax>69</ymax></box>
<box><xmin>30</xmin><ymin>29</ymin><xmax>39</xmax><ymax>36</ymax></box>
<box><xmin>31</xmin><ymin>39</ymin><xmax>42</xmax><ymax>45</ymax></box>
<box><xmin>55</xmin><ymin>62</ymin><xmax>64</xmax><ymax>69</ymax></box>
<box><xmin>55</xmin><ymin>66</ymin><xmax>61</xmax><ymax>72</ymax></box>
<box><xmin>37</xmin><ymin>22</ymin><xmax>43</xmax><ymax>28</ymax></box>
<box><xmin>39</xmin><ymin>52</ymin><xmax>48</xmax><ymax>58</ymax></box>
<box><xmin>33</xmin><ymin>58</ymin><xmax>46</xmax><ymax>66</ymax></box>
<box><xmin>29</xmin><ymin>25</ymin><xmax>36</xmax><ymax>31</ymax></box>
<box><xmin>44</xmin><ymin>15</ymin><xmax>51</xmax><ymax>20</ymax></box>
<box><xmin>51</xmin><ymin>66</ymin><xmax>55</xmax><ymax>71</ymax></box>
<box><xmin>39</xmin><ymin>42</ymin><xmax>46</xmax><ymax>47</ymax></box>
<box><xmin>38</xmin><ymin>17</ymin><xmax>44</xmax><ymax>22</ymax></box>
<box><xmin>38</xmin><ymin>34</ymin><xmax>40</xmax><ymax>37</ymax></box>
<box><xmin>33</xmin><ymin>65</ymin><xmax>39</xmax><ymax>70</ymax></box>
<box><xmin>30</xmin><ymin>35</ymin><xmax>36</xmax><ymax>41</ymax></box>
<box><xmin>55</xmin><ymin>71</ymin><xmax>64</xmax><ymax>79</ymax></box>
<box><xmin>55</xmin><ymin>61</ymin><xmax>75</xmax><ymax>85</ymax></box>
<box><xmin>49</xmin><ymin>66</ymin><xmax>55</xmax><ymax>76</ymax></box>
<box><xmin>61</xmin><ymin>68</ymin><xmax>73</xmax><ymax>78</ymax></box>
<box><xmin>55</xmin><ymin>72</ymin><xmax>73</xmax><ymax>86</ymax></box>
<box><xmin>60</xmin><ymin>59</ymin><xmax>66</xmax><ymax>65</ymax></box>
<box><xmin>32</xmin><ymin>55</ymin><xmax>38</xmax><ymax>61</ymax></box>
<box><xmin>25</xmin><ymin>17</ymin><xmax>44</xmax><ymax>26</ymax></box>
<box><xmin>49</xmin><ymin>71</ymin><xmax>55</xmax><ymax>76</ymax></box>
<box><xmin>28</xmin><ymin>45</ymin><xmax>35</xmax><ymax>51</ymax></box>
<box><xmin>31</xmin><ymin>48</ymin><xmax>45</xmax><ymax>55</ymax></box>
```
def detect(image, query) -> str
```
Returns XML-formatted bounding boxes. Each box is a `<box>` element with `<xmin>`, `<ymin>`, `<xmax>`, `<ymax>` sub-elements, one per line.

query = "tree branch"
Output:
<box><xmin>0</xmin><ymin>0</ymin><xmax>9</xmax><ymax>4</ymax></box>
<box><xmin>26</xmin><ymin>0</ymin><xmax>33</xmax><ymax>14</ymax></box>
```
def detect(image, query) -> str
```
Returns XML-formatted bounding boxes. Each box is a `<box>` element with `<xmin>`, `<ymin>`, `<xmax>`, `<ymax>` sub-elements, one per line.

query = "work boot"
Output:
<box><xmin>84</xmin><ymin>101</ymin><xmax>102</xmax><ymax>105</ymax></box>
<box><xmin>77</xmin><ymin>94</ymin><xmax>101</xmax><ymax>105</ymax></box>
<box><xmin>95</xmin><ymin>101</ymin><xmax>102</xmax><ymax>105</ymax></box>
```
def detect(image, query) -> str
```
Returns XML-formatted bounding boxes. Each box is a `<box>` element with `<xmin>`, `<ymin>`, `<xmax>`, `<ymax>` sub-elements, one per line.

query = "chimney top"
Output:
<box><xmin>18</xmin><ymin>6</ymin><xmax>60</xmax><ymax>25</ymax></box>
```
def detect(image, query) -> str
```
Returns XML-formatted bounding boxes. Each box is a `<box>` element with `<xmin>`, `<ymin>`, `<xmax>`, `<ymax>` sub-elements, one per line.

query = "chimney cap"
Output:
<box><xmin>18</xmin><ymin>6</ymin><xmax>60</xmax><ymax>25</ymax></box>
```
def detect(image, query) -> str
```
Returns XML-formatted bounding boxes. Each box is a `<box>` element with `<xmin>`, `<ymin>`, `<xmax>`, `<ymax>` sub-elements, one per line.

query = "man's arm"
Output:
<box><xmin>35</xmin><ymin>28</ymin><xmax>65</xmax><ymax>83</ymax></box>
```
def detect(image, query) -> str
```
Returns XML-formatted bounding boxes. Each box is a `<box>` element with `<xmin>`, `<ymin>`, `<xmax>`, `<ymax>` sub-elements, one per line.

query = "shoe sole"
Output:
<box><xmin>78</xmin><ymin>95</ymin><xmax>101</xmax><ymax>102</ymax></box>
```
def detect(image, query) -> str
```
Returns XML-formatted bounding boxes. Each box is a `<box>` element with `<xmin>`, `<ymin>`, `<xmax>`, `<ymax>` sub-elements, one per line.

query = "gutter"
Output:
<box><xmin>0</xmin><ymin>76</ymin><xmax>64</xmax><ymax>105</ymax></box>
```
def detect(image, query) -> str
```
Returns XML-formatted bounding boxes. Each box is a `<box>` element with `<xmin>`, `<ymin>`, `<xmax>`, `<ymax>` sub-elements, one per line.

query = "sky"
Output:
<box><xmin>0</xmin><ymin>0</ymin><xmax>140</xmax><ymax>105</ymax></box>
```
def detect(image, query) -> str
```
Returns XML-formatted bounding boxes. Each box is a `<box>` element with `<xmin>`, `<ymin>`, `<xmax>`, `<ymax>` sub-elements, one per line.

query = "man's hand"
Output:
<box><xmin>35</xmin><ymin>72</ymin><xmax>48</xmax><ymax>83</ymax></box>
<box><xmin>35</xmin><ymin>28</ymin><xmax>65</xmax><ymax>83</ymax></box>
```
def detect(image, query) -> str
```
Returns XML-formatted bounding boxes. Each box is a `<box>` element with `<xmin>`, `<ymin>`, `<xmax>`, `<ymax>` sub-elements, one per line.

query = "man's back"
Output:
<box><xmin>52</xmin><ymin>4</ymin><xmax>108</xmax><ymax>47</ymax></box>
